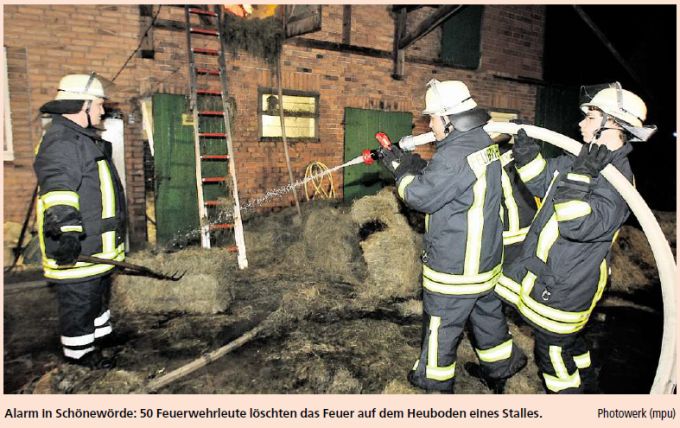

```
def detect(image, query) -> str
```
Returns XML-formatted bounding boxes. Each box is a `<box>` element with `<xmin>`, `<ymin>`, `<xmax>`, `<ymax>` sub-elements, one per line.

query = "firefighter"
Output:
<box><xmin>495</xmin><ymin>82</ymin><xmax>656</xmax><ymax>393</ymax></box>
<box><xmin>34</xmin><ymin>73</ymin><xmax>127</xmax><ymax>369</ymax></box>
<box><xmin>379</xmin><ymin>79</ymin><xmax>526</xmax><ymax>393</ymax></box>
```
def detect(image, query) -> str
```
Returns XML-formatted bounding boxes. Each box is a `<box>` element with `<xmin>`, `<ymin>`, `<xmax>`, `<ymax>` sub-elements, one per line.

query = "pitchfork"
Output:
<box><xmin>77</xmin><ymin>255</ymin><xmax>186</xmax><ymax>281</ymax></box>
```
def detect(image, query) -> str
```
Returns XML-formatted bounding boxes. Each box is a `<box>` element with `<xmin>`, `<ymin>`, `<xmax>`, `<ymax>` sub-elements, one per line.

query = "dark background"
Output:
<box><xmin>543</xmin><ymin>5</ymin><xmax>676</xmax><ymax>211</ymax></box>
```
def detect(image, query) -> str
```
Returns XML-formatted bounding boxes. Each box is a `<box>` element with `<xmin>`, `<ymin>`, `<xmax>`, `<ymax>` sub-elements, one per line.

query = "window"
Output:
<box><xmin>3</xmin><ymin>46</ymin><xmax>14</xmax><ymax>161</ymax></box>
<box><xmin>258</xmin><ymin>88</ymin><xmax>319</xmax><ymax>141</ymax></box>
<box><xmin>440</xmin><ymin>5</ymin><xmax>483</xmax><ymax>69</ymax></box>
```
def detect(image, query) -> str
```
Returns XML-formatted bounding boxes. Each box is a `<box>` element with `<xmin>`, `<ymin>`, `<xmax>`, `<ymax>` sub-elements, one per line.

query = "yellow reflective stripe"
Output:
<box><xmin>427</xmin><ymin>316</ymin><xmax>440</xmax><ymax>371</ymax></box>
<box><xmin>543</xmin><ymin>346</ymin><xmax>581</xmax><ymax>392</ymax></box>
<box><xmin>503</xmin><ymin>226</ymin><xmax>529</xmax><ymax>245</ymax></box>
<box><xmin>517</xmin><ymin>153</ymin><xmax>546</xmax><ymax>182</ymax></box>
<box><xmin>573</xmin><ymin>352</ymin><xmax>591</xmax><ymax>369</ymax></box>
<box><xmin>426</xmin><ymin>361</ymin><xmax>456</xmax><ymax>381</ymax></box>
<box><xmin>498</xmin><ymin>274</ymin><xmax>521</xmax><ymax>293</ymax></box>
<box><xmin>424</xmin><ymin>263</ymin><xmax>502</xmax><ymax>285</ymax></box>
<box><xmin>501</xmin><ymin>168</ymin><xmax>520</xmax><ymax>234</ymax></box>
<box><xmin>97</xmin><ymin>160</ymin><xmax>115</xmax><ymax>219</ymax></box>
<box><xmin>61</xmin><ymin>333</ymin><xmax>95</xmax><ymax>347</ymax></box>
<box><xmin>495</xmin><ymin>280</ymin><xmax>520</xmax><ymax>306</ymax></box>
<box><xmin>521</xmin><ymin>273</ymin><xmax>590</xmax><ymax>324</ymax></box>
<box><xmin>426</xmin><ymin>317</ymin><xmax>456</xmax><ymax>381</ymax></box>
<box><xmin>424</xmin><ymin>277</ymin><xmax>497</xmax><ymax>295</ymax></box>
<box><xmin>465</xmin><ymin>173</ymin><xmax>487</xmax><ymax>275</ymax></box>
<box><xmin>60</xmin><ymin>225</ymin><xmax>83</xmax><ymax>233</ymax></box>
<box><xmin>45</xmin><ymin>263</ymin><xmax>115</xmax><ymax>280</ymax></box>
<box><xmin>63</xmin><ymin>347</ymin><xmax>96</xmax><ymax>359</ymax></box>
<box><xmin>554</xmin><ymin>201</ymin><xmax>591</xmax><ymax>222</ymax></box>
<box><xmin>41</xmin><ymin>191</ymin><xmax>80</xmax><ymax>210</ymax></box>
<box><xmin>397</xmin><ymin>174</ymin><xmax>416</xmax><ymax>200</ymax></box>
<box><xmin>476</xmin><ymin>339</ymin><xmax>513</xmax><ymax>363</ymax></box>
<box><xmin>536</xmin><ymin>214</ymin><xmax>559</xmax><ymax>262</ymax></box>
<box><xmin>500</xmin><ymin>150</ymin><xmax>514</xmax><ymax>167</ymax></box>
<box><xmin>425</xmin><ymin>213</ymin><xmax>430</xmax><ymax>233</ymax></box>
<box><xmin>43</xmin><ymin>244</ymin><xmax>125</xmax><ymax>270</ymax></box>
<box><xmin>102</xmin><ymin>230</ymin><xmax>116</xmax><ymax>254</ymax></box>
<box><xmin>567</xmin><ymin>173</ymin><xmax>591</xmax><ymax>184</ymax></box>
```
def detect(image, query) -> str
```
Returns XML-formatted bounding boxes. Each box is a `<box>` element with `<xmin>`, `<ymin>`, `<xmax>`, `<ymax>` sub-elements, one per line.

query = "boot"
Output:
<box><xmin>65</xmin><ymin>349</ymin><xmax>116</xmax><ymax>370</ymax></box>
<box><xmin>407</xmin><ymin>370</ymin><xmax>455</xmax><ymax>394</ymax></box>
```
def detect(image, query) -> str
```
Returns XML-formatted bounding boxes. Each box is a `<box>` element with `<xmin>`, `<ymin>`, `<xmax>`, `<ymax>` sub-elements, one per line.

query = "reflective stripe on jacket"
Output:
<box><xmin>499</xmin><ymin>149</ymin><xmax>537</xmax><ymax>246</ymax></box>
<box><xmin>496</xmin><ymin>143</ymin><xmax>633</xmax><ymax>335</ymax></box>
<box><xmin>34</xmin><ymin>115</ymin><xmax>127</xmax><ymax>282</ymax></box>
<box><xmin>396</xmin><ymin>126</ymin><xmax>504</xmax><ymax>296</ymax></box>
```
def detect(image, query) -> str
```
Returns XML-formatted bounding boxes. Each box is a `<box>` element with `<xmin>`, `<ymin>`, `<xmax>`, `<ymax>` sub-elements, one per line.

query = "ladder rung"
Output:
<box><xmin>188</xmin><ymin>8</ymin><xmax>217</xmax><ymax>17</ymax></box>
<box><xmin>195</xmin><ymin>67</ymin><xmax>220</xmax><ymax>76</ymax></box>
<box><xmin>198</xmin><ymin>110</ymin><xmax>225</xmax><ymax>116</ymax></box>
<box><xmin>199</xmin><ymin>132</ymin><xmax>226</xmax><ymax>138</ymax></box>
<box><xmin>210</xmin><ymin>223</ymin><xmax>234</xmax><ymax>231</ymax></box>
<box><xmin>202</xmin><ymin>177</ymin><xmax>226</xmax><ymax>183</ymax></box>
<box><xmin>192</xmin><ymin>47</ymin><xmax>220</xmax><ymax>56</ymax></box>
<box><xmin>204</xmin><ymin>200</ymin><xmax>226</xmax><ymax>207</ymax></box>
<box><xmin>197</xmin><ymin>89</ymin><xmax>222</xmax><ymax>96</ymax></box>
<box><xmin>190</xmin><ymin>27</ymin><xmax>219</xmax><ymax>36</ymax></box>
<box><xmin>201</xmin><ymin>154</ymin><xmax>230</xmax><ymax>161</ymax></box>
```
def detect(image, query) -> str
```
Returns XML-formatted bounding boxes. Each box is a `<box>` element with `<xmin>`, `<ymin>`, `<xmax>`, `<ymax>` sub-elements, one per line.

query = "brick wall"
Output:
<box><xmin>3</xmin><ymin>5</ymin><xmax>545</xmax><ymax>245</ymax></box>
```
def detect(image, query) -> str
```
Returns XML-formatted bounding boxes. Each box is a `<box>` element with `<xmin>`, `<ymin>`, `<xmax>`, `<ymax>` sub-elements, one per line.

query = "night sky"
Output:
<box><xmin>542</xmin><ymin>5</ymin><xmax>676</xmax><ymax>211</ymax></box>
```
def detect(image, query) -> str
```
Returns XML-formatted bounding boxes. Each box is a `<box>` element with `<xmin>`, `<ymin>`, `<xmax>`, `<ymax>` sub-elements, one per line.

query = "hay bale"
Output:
<box><xmin>4</xmin><ymin>221</ymin><xmax>23</xmax><ymax>266</ymax></box>
<box><xmin>277</xmin><ymin>205</ymin><xmax>366</xmax><ymax>282</ymax></box>
<box><xmin>609</xmin><ymin>226</ymin><xmax>656</xmax><ymax>294</ymax></box>
<box><xmin>111</xmin><ymin>248</ymin><xmax>234</xmax><ymax>314</ymax></box>
<box><xmin>350</xmin><ymin>188</ymin><xmax>422</xmax><ymax>300</ymax></box>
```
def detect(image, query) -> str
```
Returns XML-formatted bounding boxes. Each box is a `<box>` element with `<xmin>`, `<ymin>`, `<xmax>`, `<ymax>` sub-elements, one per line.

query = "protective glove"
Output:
<box><xmin>378</xmin><ymin>145</ymin><xmax>405</xmax><ymax>176</ymax></box>
<box><xmin>395</xmin><ymin>153</ymin><xmax>427</xmax><ymax>181</ymax></box>
<box><xmin>512</xmin><ymin>128</ymin><xmax>540</xmax><ymax>168</ymax></box>
<box><xmin>53</xmin><ymin>232</ymin><xmax>81</xmax><ymax>266</ymax></box>
<box><xmin>571</xmin><ymin>143</ymin><xmax>613</xmax><ymax>178</ymax></box>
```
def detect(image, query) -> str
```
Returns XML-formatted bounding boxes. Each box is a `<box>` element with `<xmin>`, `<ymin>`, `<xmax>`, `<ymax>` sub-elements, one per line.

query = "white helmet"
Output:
<box><xmin>55</xmin><ymin>73</ymin><xmax>107</xmax><ymax>101</ymax></box>
<box><xmin>580</xmin><ymin>86</ymin><xmax>646</xmax><ymax>127</ymax></box>
<box><xmin>422</xmin><ymin>79</ymin><xmax>477</xmax><ymax>116</ymax></box>
<box><xmin>580</xmin><ymin>82</ymin><xmax>656</xmax><ymax>142</ymax></box>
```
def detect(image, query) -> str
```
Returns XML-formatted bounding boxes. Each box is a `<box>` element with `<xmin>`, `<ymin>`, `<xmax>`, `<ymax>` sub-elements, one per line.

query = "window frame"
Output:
<box><xmin>3</xmin><ymin>46</ymin><xmax>14</xmax><ymax>162</ymax></box>
<box><xmin>257</xmin><ymin>87</ymin><xmax>320</xmax><ymax>143</ymax></box>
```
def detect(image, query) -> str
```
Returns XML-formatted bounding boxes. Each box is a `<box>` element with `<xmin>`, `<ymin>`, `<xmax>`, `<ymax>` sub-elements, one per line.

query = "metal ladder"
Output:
<box><xmin>184</xmin><ymin>5</ymin><xmax>248</xmax><ymax>269</ymax></box>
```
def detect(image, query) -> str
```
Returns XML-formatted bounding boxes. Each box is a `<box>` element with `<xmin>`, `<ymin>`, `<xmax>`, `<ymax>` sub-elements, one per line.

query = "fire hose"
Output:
<box><xmin>388</xmin><ymin>122</ymin><xmax>676</xmax><ymax>394</ymax></box>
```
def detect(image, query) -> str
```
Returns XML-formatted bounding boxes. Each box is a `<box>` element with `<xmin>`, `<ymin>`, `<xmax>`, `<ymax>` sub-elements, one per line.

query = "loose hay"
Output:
<box><xmin>609</xmin><ymin>226</ymin><xmax>656</xmax><ymax>294</ymax></box>
<box><xmin>350</xmin><ymin>188</ymin><xmax>422</xmax><ymax>300</ymax></box>
<box><xmin>112</xmin><ymin>248</ymin><xmax>235</xmax><ymax>314</ymax></box>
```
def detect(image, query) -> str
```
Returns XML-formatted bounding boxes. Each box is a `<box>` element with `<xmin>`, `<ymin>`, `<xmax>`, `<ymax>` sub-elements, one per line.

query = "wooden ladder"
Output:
<box><xmin>184</xmin><ymin>5</ymin><xmax>248</xmax><ymax>269</ymax></box>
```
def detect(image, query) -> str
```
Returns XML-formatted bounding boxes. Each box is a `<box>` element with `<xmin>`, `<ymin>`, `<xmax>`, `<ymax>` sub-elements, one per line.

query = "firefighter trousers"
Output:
<box><xmin>53</xmin><ymin>274</ymin><xmax>113</xmax><ymax>360</ymax></box>
<box><xmin>534</xmin><ymin>329</ymin><xmax>594</xmax><ymax>394</ymax></box>
<box><xmin>410</xmin><ymin>289</ymin><xmax>525</xmax><ymax>391</ymax></box>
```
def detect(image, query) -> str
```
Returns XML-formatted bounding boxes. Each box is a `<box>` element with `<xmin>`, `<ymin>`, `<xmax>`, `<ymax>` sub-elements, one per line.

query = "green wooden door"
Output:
<box><xmin>343</xmin><ymin>108</ymin><xmax>413</xmax><ymax>201</ymax></box>
<box><xmin>153</xmin><ymin>94</ymin><xmax>199</xmax><ymax>246</ymax></box>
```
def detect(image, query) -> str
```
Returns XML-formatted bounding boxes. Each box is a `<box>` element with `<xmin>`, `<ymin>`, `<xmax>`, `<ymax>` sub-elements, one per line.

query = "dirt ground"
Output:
<box><xmin>3</xmin><ymin>190</ymin><xmax>672</xmax><ymax>394</ymax></box>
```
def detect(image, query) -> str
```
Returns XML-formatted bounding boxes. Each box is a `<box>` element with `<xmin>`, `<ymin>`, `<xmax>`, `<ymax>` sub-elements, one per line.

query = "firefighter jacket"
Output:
<box><xmin>499</xmin><ymin>147</ymin><xmax>537</xmax><ymax>246</ymax></box>
<box><xmin>396</xmin><ymin>126</ymin><xmax>503</xmax><ymax>296</ymax></box>
<box><xmin>495</xmin><ymin>143</ymin><xmax>633</xmax><ymax>335</ymax></box>
<box><xmin>34</xmin><ymin>115</ymin><xmax>127</xmax><ymax>283</ymax></box>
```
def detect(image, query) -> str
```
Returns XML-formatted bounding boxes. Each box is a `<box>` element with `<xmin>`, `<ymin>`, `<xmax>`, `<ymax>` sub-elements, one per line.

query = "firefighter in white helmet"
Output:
<box><xmin>34</xmin><ymin>73</ymin><xmax>126</xmax><ymax>369</ymax></box>
<box><xmin>495</xmin><ymin>82</ymin><xmax>656</xmax><ymax>393</ymax></box>
<box><xmin>379</xmin><ymin>79</ymin><xmax>527</xmax><ymax>393</ymax></box>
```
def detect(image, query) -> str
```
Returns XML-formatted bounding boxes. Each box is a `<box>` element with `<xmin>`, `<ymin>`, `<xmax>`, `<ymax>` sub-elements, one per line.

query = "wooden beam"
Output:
<box><xmin>391</xmin><ymin>7</ymin><xmax>407</xmax><ymax>80</ymax></box>
<box><xmin>572</xmin><ymin>6</ymin><xmax>654</xmax><ymax>102</ymax></box>
<box><xmin>398</xmin><ymin>5</ymin><xmax>465</xmax><ymax>50</ymax></box>
<box><xmin>139</xmin><ymin>5</ymin><xmax>155</xmax><ymax>59</ymax></box>
<box><xmin>342</xmin><ymin>5</ymin><xmax>352</xmax><ymax>45</ymax></box>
